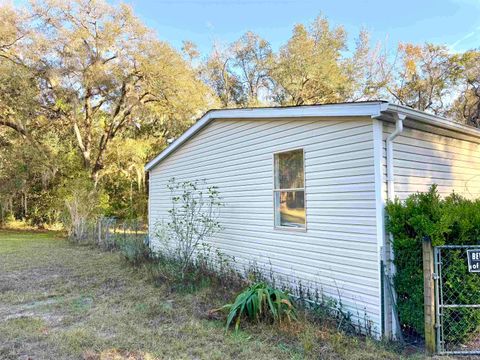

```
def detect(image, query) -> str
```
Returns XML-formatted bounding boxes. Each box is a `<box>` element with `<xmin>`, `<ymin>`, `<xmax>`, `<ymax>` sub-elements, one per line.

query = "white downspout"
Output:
<box><xmin>386</xmin><ymin>113</ymin><xmax>405</xmax><ymax>201</ymax></box>
<box><xmin>385</xmin><ymin>112</ymin><xmax>405</xmax><ymax>340</ymax></box>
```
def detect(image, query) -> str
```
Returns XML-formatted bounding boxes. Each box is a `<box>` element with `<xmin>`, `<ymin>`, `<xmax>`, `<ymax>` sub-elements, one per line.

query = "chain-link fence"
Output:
<box><xmin>434</xmin><ymin>245</ymin><xmax>480</xmax><ymax>355</ymax></box>
<box><xmin>69</xmin><ymin>217</ymin><xmax>147</xmax><ymax>250</ymax></box>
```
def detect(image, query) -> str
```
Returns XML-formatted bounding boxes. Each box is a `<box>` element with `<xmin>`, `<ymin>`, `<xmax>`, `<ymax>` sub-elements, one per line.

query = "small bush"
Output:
<box><xmin>118</xmin><ymin>236</ymin><xmax>151</xmax><ymax>266</ymax></box>
<box><xmin>153</xmin><ymin>178</ymin><xmax>223</xmax><ymax>279</ymax></box>
<box><xmin>215</xmin><ymin>282</ymin><xmax>297</xmax><ymax>331</ymax></box>
<box><xmin>148</xmin><ymin>177</ymin><xmax>239</xmax><ymax>293</ymax></box>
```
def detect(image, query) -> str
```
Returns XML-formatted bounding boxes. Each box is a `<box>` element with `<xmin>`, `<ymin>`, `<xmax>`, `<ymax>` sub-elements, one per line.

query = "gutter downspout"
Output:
<box><xmin>385</xmin><ymin>112</ymin><xmax>406</xmax><ymax>340</ymax></box>
<box><xmin>386</xmin><ymin>113</ymin><xmax>405</xmax><ymax>201</ymax></box>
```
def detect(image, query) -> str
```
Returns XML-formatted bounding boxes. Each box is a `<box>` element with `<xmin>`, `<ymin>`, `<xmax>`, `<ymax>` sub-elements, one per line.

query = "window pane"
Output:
<box><xmin>275</xmin><ymin>149</ymin><xmax>304</xmax><ymax>189</ymax></box>
<box><xmin>274</xmin><ymin>191</ymin><xmax>305</xmax><ymax>228</ymax></box>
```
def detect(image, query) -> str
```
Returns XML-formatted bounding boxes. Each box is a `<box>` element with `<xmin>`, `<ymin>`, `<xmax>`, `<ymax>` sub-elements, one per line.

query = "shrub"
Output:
<box><xmin>386</xmin><ymin>185</ymin><xmax>480</xmax><ymax>343</ymax></box>
<box><xmin>215</xmin><ymin>282</ymin><xmax>297</xmax><ymax>331</ymax></box>
<box><xmin>118</xmin><ymin>236</ymin><xmax>151</xmax><ymax>266</ymax></box>
<box><xmin>153</xmin><ymin>178</ymin><xmax>224</xmax><ymax>279</ymax></box>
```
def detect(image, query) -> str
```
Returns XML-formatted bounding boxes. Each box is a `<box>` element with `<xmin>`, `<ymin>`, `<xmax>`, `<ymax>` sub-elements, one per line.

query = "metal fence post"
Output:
<box><xmin>423</xmin><ymin>236</ymin><xmax>436</xmax><ymax>354</ymax></box>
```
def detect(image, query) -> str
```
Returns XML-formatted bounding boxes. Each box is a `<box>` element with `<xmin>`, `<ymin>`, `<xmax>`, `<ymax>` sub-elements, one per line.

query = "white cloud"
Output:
<box><xmin>450</xmin><ymin>25</ymin><xmax>480</xmax><ymax>52</ymax></box>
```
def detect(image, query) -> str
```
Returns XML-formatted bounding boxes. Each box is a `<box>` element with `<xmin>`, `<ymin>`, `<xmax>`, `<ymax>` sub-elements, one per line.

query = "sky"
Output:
<box><xmin>123</xmin><ymin>0</ymin><xmax>480</xmax><ymax>55</ymax></box>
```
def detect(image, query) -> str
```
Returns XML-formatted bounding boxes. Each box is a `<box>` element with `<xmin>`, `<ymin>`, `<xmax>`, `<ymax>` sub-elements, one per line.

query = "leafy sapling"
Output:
<box><xmin>155</xmin><ymin>178</ymin><xmax>224</xmax><ymax>278</ymax></box>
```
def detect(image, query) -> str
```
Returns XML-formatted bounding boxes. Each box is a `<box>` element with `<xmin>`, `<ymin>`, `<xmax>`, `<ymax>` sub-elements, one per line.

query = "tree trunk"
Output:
<box><xmin>23</xmin><ymin>192</ymin><xmax>28</xmax><ymax>219</ymax></box>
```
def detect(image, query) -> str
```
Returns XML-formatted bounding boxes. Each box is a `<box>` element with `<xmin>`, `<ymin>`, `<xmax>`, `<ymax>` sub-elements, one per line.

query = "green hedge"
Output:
<box><xmin>386</xmin><ymin>185</ymin><xmax>480</xmax><ymax>343</ymax></box>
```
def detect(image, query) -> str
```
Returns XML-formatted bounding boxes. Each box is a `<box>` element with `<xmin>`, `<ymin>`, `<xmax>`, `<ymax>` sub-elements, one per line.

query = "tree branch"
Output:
<box><xmin>0</xmin><ymin>119</ymin><xmax>27</xmax><ymax>136</ymax></box>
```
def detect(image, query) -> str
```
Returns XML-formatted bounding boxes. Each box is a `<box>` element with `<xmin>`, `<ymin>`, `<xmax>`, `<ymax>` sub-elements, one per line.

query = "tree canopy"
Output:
<box><xmin>1</xmin><ymin>1</ymin><xmax>479</xmax><ymax>226</ymax></box>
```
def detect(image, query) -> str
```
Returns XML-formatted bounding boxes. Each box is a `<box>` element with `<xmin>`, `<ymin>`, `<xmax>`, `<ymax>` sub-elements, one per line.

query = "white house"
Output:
<box><xmin>145</xmin><ymin>101</ymin><xmax>480</xmax><ymax>338</ymax></box>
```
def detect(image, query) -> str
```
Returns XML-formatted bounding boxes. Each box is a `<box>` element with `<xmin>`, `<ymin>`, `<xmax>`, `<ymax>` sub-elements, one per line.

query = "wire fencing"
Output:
<box><xmin>434</xmin><ymin>245</ymin><xmax>480</xmax><ymax>355</ymax></box>
<box><xmin>68</xmin><ymin>217</ymin><xmax>147</xmax><ymax>250</ymax></box>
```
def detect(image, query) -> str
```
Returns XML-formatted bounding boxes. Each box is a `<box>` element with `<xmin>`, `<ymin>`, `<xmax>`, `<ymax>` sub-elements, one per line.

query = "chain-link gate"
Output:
<box><xmin>434</xmin><ymin>245</ymin><xmax>480</xmax><ymax>355</ymax></box>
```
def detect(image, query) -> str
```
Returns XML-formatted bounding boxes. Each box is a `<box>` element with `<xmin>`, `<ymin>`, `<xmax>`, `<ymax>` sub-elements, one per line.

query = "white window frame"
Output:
<box><xmin>273</xmin><ymin>147</ymin><xmax>307</xmax><ymax>231</ymax></box>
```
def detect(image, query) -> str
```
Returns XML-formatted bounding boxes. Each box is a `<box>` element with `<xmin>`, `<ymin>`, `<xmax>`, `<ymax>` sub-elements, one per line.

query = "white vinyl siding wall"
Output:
<box><xmin>149</xmin><ymin>117</ymin><xmax>381</xmax><ymax>333</ymax></box>
<box><xmin>382</xmin><ymin>123</ymin><xmax>480</xmax><ymax>200</ymax></box>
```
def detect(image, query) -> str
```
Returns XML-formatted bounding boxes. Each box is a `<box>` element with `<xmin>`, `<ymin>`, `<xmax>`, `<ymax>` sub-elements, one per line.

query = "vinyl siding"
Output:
<box><xmin>149</xmin><ymin>117</ymin><xmax>381</xmax><ymax>334</ymax></box>
<box><xmin>382</xmin><ymin>123</ymin><xmax>480</xmax><ymax>200</ymax></box>
<box><xmin>380</xmin><ymin>121</ymin><xmax>480</xmax><ymax>337</ymax></box>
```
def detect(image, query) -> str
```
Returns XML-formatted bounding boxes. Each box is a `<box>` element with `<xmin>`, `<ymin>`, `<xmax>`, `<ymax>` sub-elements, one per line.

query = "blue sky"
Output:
<box><xmin>125</xmin><ymin>0</ymin><xmax>480</xmax><ymax>55</ymax></box>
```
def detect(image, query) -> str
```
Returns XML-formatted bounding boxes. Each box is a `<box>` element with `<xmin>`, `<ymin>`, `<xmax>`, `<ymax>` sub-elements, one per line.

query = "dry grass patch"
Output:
<box><xmin>0</xmin><ymin>230</ymin><xmax>449</xmax><ymax>359</ymax></box>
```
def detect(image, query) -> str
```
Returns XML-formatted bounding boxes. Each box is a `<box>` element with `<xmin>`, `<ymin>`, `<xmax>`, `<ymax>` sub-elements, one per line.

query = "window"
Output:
<box><xmin>274</xmin><ymin>149</ymin><xmax>305</xmax><ymax>229</ymax></box>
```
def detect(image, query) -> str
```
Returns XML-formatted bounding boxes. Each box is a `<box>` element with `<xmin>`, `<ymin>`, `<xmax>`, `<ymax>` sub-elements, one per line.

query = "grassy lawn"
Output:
<box><xmin>0</xmin><ymin>230</ymin><xmax>430</xmax><ymax>359</ymax></box>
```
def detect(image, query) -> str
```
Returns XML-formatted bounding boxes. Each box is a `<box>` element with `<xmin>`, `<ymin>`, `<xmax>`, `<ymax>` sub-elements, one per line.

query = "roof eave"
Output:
<box><xmin>383</xmin><ymin>104</ymin><xmax>480</xmax><ymax>139</ymax></box>
<box><xmin>145</xmin><ymin>102</ymin><xmax>480</xmax><ymax>172</ymax></box>
<box><xmin>145</xmin><ymin>102</ymin><xmax>387</xmax><ymax>171</ymax></box>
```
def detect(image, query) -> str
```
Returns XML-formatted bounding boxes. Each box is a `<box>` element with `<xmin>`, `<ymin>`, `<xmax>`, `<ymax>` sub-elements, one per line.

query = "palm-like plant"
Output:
<box><xmin>218</xmin><ymin>282</ymin><xmax>297</xmax><ymax>331</ymax></box>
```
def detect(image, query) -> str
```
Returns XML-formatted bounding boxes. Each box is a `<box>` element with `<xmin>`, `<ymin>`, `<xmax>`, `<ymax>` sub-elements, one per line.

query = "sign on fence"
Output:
<box><xmin>467</xmin><ymin>249</ymin><xmax>480</xmax><ymax>273</ymax></box>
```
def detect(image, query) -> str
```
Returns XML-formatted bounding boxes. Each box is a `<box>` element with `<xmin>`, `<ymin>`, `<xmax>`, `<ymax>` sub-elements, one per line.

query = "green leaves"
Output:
<box><xmin>156</xmin><ymin>178</ymin><xmax>224</xmax><ymax>280</ymax></box>
<box><xmin>219</xmin><ymin>282</ymin><xmax>297</xmax><ymax>332</ymax></box>
<box><xmin>0</xmin><ymin>0</ymin><xmax>212</xmax><ymax>225</ymax></box>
